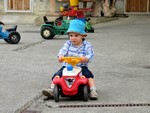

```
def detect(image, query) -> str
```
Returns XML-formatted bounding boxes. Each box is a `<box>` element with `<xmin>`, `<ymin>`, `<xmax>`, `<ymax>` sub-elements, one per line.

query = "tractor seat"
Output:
<box><xmin>5</xmin><ymin>25</ymin><xmax>17</xmax><ymax>32</ymax></box>
<box><xmin>0</xmin><ymin>21</ymin><xmax>5</xmax><ymax>25</ymax></box>
<box><xmin>45</xmin><ymin>21</ymin><xmax>54</xmax><ymax>24</ymax></box>
<box><xmin>43</xmin><ymin>16</ymin><xmax>54</xmax><ymax>24</ymax></box>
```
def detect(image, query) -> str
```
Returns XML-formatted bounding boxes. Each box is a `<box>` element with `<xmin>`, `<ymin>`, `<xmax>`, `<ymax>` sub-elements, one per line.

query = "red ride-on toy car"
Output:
<box><xmin>53</xmin><ymin>57</ymin><xmax>89</xmax><ymax>102</ymax></box>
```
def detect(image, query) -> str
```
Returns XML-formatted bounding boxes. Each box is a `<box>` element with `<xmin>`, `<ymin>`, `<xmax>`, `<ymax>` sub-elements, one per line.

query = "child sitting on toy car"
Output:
<box><xmin>42</xmin><ymin>19</ymin><xmax>98</xmax><ymax>99</ymax></box>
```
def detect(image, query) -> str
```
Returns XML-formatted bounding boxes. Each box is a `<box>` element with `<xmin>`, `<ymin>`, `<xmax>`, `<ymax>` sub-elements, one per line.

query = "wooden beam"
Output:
<box><xmin>48</xmin><ymin>0</ymin><xmax>59</xmax><ymax>15</ymax></box>
<box><xmin>50</xmin><ymin>0</ymin><xmax>55</xmax><ymax>13</ymax></box>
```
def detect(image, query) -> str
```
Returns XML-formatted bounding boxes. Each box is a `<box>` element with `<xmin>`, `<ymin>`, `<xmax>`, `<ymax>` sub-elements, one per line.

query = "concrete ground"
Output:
<box><xmin>0</xmin><ymin>15</ymin><xmax>150</xmax><ymax>113</ymax></box>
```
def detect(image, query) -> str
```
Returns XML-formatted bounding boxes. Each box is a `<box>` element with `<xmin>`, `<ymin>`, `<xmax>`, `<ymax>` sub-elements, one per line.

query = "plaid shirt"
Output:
<box><xmin>58</xmin><ymin>40</ymin><xmax>94</xmax><ymax>67</ymax></box>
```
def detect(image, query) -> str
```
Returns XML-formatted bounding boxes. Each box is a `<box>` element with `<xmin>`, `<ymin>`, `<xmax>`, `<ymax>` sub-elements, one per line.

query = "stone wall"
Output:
<box><xmin>0</xmin><ymin>0</ymin><xmax>124</xmax><ymax>15</ymax></box>
<box><xmin>0</xmin><ymin>0</ymin><xmax>4</xmax><ymax>13</ymax></box>
<box><xmin>115</xmin><ymin>0</ymin><xmax>124</xmax><ymax>14</ymax></box>
<box><xmin>33</xmin><ymin>0</ymin><xmax>50</xmax><ymax>15</ymax></box>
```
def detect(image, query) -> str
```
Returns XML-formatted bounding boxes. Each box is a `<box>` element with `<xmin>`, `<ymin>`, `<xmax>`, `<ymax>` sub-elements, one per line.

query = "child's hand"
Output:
<box><xmin>58</xmin><ymin>55</ymin><xmax>64</xmax><ymax>63</ymax></box>
<box><xmin>81</xmin><ymin>56</ymin><xmax>89</xmax><ymax>63</ymax></box>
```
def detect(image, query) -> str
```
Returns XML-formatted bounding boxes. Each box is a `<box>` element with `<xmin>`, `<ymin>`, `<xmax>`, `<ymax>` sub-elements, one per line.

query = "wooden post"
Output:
<box><xmin>47</xmin><ymin>0</ymin><xmax>59</xmax><ymax>15</ymax></box>
<box><xmin>102</xmin><ymin>0</ymin><xmax>116</xmax><ymax>17</ymax></box>
<box><xmin>50</xmin><ymin>0</ymin><xmax>55</xmax><ymax>13</ymax></box>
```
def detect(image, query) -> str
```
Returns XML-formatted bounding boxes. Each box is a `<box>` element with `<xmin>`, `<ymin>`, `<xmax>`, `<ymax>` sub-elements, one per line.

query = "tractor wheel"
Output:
<box><xmin>85</xmin><ymin>27</ymin><xmax>87</xmax><ymax>33</ymax></box>
<box><xmin>83</xmin><ymin>85</ymin><xmax>88</xmax><ymax>101</ymax></box>
<box><xmin>90</xmin><ymin>27</ymin><xmax>94</xmax><ymax>33</ymax></box>
<box><xmin>8</xmin><ymin>31</ymin><xmax>21</xmax><ymax>44</ymax></box>
<box><xmin>54</xmin><ymin>85</ymin><xmax>59</xmax><ymax>102</ymax></box>
<box><xmin>85</xmin><ymin>27</ymin><xmax>90</xmax><ymax>33</ymax></box>
<box><xmin>41</xmin><ymin>27</ymin><xmax>55</xmax><ymax>39</ymax></box>
<box><xmin>4</xmin><ymin>39</ymin><xmax>10</xmax><ymax>43</ymax></box>
<box><xmin>55</xmin><ymin>17</ymin><xmax>63</xmax><ymax>26</ymax></box>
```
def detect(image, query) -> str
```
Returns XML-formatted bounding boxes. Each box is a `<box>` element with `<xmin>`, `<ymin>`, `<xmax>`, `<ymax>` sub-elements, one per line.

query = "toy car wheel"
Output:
<box><xmin>54</xmin><ymin>85</ymin><xmax>59</xmax><ymax>102</ymax></box>
<box><xmin>8</xmin><ymin>31</ymin><xmax>21</xmax><ymax>44</ymax></box>
<box><xmin>41</xmin><ymin>27</ymin><xmax>55</xmax><ymax>39</ymax></box>
<box><xmin>83</xmin><ymin>85</ymin><xmax>88</xmax><ymax>101</ymax></box>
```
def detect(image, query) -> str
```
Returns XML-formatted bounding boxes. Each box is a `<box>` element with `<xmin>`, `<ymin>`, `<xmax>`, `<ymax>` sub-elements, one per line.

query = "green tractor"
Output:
<box><xmin>85</xmin><ymin>18</ymin><xmax>94</xmax><ymax>33</ymax></box>
<box><xmin>40</xmin><ymin>16</ymin><xmax>94</xmax><ymax>39</ymax></box>
<box><xmin>40</xmin><ymin>16</ymin><xmax>70</xmax><ymax>39</ymax></box>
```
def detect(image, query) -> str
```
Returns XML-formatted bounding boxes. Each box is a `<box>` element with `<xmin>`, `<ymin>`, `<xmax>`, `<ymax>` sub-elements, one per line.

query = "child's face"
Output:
<box><xmin>69</xmin><ymin>32</ymin><xmax>85</xmax><ymax>46</ymax></box>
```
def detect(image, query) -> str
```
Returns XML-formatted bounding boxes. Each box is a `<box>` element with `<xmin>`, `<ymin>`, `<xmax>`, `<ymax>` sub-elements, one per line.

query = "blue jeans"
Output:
<box><xmin>52</xmin><ymin>66</ymin><xmax>94</xmax><ymax>80</ymax></box>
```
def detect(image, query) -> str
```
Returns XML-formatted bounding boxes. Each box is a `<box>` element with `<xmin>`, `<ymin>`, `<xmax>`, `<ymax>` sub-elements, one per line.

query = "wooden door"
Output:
<box><xmin>7</xmin><ymin>0</ymin><xmax>30</xmax><ymax>11</ymax></box>
<box><xmin>126</xmin><ymin>0</ymin><xmax>148</xmax><ymax>13</ymax></box>
<box><xmin>149</xmin><ymin>0</ymin><xmax>150</xmax><ymax>12</ymax></box>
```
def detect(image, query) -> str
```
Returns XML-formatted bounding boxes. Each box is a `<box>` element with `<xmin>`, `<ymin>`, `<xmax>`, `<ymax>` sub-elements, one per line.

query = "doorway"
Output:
<box><xmin>4</xmin><ymin>0</ymin><xmax>32</xmax><ymax>12</ymax></box>
<box><xmin>125</xmin><ymin>0</ymin><xmax>150</xmax><ymax>14</ymax></box>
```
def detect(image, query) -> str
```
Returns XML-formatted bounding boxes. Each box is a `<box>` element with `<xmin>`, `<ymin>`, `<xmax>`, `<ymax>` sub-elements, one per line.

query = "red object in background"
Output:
<box><xmin>59</xmin><ymin>6</ymin><xmax>93</xmax><ymax>18</ymax></box>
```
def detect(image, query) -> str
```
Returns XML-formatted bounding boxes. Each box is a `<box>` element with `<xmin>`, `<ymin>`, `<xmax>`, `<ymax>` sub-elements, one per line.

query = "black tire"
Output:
<box><xmin>8</xmin><ymin>31</ymin><xmax>21</xmax><ymax>44</ymax></box>
<box><xmin>54</xmin><ymin>85</ymin><xmax>59</xmax><ymax>102</ymax></box>
<box><xmin>85</xmin><ymin>27</ymin><xmax>87</xmax><ymax>33</ymax></box>
<box><xmin>55</xmin><ymin>17</ymin><xmax>63</xmax><ymax>26</ymax></box>
<box><xmin>41</xmin><ymin>27</ymin><xmax>55</xmax><ymax>39</ymax></box>
<box><xmin>91</xmin><ymin>27</ymin><xmax>94</xmax><ymax>33</ymax></box>
<box><xmin>4</xmin><ymin>39</ymin><xmax>11</xmax><ymax>43</ymax></box>
<box><xmin>83</xmin><ymin>85</ymin><xmax>88</xmax><ymax>101</ymax></box>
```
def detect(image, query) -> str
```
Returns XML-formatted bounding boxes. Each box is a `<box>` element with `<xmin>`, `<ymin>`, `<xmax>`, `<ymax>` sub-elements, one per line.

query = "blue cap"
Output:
<box><xmin>67</xmin><ymin>19</ymin><xmax>87</xmax><ymax>36</ymax></box>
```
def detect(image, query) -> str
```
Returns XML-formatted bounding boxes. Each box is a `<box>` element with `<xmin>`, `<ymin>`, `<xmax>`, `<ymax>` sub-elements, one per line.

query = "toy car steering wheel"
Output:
<box><xmin>62</xmin><ymin>57</ymin><xmax>82</xmax><ymax>66</ymax></box>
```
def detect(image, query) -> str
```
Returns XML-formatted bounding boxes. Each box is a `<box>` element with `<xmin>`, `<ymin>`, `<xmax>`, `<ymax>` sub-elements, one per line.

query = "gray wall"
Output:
<box><xmin>33</xmin><ymin>0</ymin><xmax>50</xmax><ymax>14</ymax></box>
<box><xmin>116</xmin><ymin>0</ymin><xmax>124</xmax><ymax>14</ymax></box>
<box><xmin>0</xmin><ymin>0</ymin><xmax>4</xmax><ymax>13</ymax></box>
<box><xmin>0</xmin><ymin>0</ymin><xmax>124</xmax><ymax>15</ymax></box>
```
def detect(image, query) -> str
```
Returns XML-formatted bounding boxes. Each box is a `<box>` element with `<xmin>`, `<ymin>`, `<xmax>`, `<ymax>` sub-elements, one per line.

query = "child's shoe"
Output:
<box><xmin>90</xmin><ymin>89</ymin><xmax>98</xmax><ymax>99</ymax></box>
<box><xmin>42</xmin><ymin>88</ymin><xmax>54</xmax><ymax>98</ymax></box>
